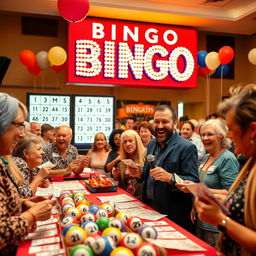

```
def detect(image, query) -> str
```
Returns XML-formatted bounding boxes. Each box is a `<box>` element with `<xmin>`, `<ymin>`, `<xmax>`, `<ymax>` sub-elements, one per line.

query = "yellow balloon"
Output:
<box><xmin>48</xmin><ymin>46</ymin><xmax>67</xmax><ymax>66</ymax></box>
<box><xmin>248</xmin><ymin>48</ymin><xmax>256</xmax><ymax>65</ymax></box>
<box><xmin>205</xmin><ymin>51</ymin><xmax>220</xmax><ymax>70</ymax></box>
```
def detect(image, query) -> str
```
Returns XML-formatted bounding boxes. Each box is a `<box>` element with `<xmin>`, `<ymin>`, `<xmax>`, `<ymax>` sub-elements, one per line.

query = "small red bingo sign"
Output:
<box><xmin>68</xmin><ymin>17</ymin><xmax>197</xmax><ymax>88</ymax></box>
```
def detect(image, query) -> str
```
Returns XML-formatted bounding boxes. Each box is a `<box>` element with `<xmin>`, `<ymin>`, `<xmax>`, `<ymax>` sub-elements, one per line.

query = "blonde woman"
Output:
<box><xmin>195</xmin><ymin>84</ymin><xmax>256</xmax><ymax>256</ymax></box>
<box><xmin>87</xmin><ymin>132</ymin><xmax>110</xmax><ymax>176</ymax></box>
<box><xmin>112</xmin><ymin>130</ymin><xmax>146</xmax><ymax>199</ymax></box>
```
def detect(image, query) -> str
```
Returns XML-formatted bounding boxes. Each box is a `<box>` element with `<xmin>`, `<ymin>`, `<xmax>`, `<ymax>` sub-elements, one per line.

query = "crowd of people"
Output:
<box><xmin>0</xmin><ymin>84</ymin><xmax>256</xmax><ymax>255</ymax></box>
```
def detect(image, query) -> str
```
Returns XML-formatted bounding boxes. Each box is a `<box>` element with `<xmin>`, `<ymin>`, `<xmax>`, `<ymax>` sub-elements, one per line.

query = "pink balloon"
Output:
<box><xmin>57</xmin><ymin>0</ymin><xmax>90</xmax><ymax>22</ymax></box>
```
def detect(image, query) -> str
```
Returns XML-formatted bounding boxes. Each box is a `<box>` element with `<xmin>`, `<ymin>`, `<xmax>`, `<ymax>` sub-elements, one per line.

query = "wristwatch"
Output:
<box><xmin>217</xmin><ymin>217</ymin><xmax>229</xmax><ymax>232</ymax></box>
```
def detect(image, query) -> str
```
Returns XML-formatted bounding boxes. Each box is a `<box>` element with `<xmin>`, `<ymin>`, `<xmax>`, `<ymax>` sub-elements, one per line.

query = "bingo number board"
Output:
<box><xmin>27</xmin><ymin>93</ymin><xmax>115</xmax><ymax>146</ymax></box>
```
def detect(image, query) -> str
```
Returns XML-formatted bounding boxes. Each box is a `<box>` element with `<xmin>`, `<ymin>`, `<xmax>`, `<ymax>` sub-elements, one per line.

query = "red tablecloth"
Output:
<box><xmin>17</xmin><ymin>183</ymin><xmax>219</xmax><ymax>256</ymax></box>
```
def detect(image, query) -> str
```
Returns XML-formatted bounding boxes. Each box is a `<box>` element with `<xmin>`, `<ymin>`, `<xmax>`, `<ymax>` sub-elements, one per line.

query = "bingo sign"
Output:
<box><xmin>68</xmin><ymin>17</ymin><xmax>197</xmax><ymax>88</ymax></box>
<box><xmin>28</xmin><ymin>94</ymin><xmax>70</xmax><ymax>126</ymax></box>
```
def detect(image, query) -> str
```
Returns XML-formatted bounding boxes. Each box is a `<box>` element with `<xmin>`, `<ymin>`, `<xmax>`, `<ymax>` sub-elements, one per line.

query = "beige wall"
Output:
<box><xmin>1</xmin><ymin>12</ymin><xmax>256</xmax><ymax>119</ymax></box>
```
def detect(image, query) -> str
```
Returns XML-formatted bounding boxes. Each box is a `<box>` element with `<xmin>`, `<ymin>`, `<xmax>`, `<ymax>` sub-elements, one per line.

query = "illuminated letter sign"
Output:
<box><xmin>68</xmin><ymin>17</ymin><xmax>197</xmax><ymax>88</ymax></box>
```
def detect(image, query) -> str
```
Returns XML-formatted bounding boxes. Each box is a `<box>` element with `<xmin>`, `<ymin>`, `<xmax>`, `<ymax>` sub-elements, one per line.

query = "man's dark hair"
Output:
<box><xmin>154</xmin><ymin>105</ymin><xmax>177</xmax><ymax>121</ymax></box>
<box><xmin>181</xmin><ymin>120</ymin><xmax>195</xmax><ymax>131</ymax></box>
<box><xmin>179</xmin><ymin>115</ymin><xmax>189</xmax><ymax>122</ymax></box>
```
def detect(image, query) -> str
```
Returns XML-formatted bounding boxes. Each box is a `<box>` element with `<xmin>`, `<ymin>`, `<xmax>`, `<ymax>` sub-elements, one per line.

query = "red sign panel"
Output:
<box><xmin>68</xmin><ymin>17</ymin><xmax>197</xmax><ymax>88</ymax></box>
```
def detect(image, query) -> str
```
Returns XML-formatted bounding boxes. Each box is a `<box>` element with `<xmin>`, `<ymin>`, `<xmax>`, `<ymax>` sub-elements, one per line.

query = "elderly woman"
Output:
<box><xmin>177</xmin><ymin>118</ymin><xmax>239</xmax><ymax>247</ymax></box>
<box><xmin>195</xmin><ymin>84</ymin><xmax>256</xmax><ymax>256</ymax></box>
<box><xmin>0</xmin><ymin>93</ymin><xmax>54</xmax><ymax>255</ymax></box>
<box><xmin>104</xmin><ymin>129</ymin><xmax>123</xmax><ymax>175</ymax></box>
<box><xmin>87</xmin><ymin>132</ymin><xmax>110</xmax><ymax>176</ymax></box>
<box><xmin>112</xmin><ymin>129</ymin><xmax>146</xmax><ymax>199</ymax></box>
<box><xmin>13</xmin><ymin>134</ymin><xmax>51</xmax><ymax>198</ymax></box>
<box><xmin>138</xmin><ymin>121</ymin><xmax>153</xmax><ymax>147</ymax></box>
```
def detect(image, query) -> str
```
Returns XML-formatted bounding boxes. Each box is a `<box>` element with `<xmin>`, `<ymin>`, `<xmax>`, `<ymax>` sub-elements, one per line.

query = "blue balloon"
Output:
<box><xmin>216</xmin><ymin>64</ymin><xmax>229</xmax><ymax>77</ymax></box>
<box><xmin>197</xmin><ymin>50</ymin><xmax>208</xmax><ymax>67</ymax></box>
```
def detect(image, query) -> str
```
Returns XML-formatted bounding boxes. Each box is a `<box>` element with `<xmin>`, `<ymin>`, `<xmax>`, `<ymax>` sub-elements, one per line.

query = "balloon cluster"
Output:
<box><xmin>19</xmin><ymin>47</ymin><xmax>67</xmax><ymax>75</ymax></box>
<box><xmin>197</xmin><ymin>46</ymin><xmax>234</xmax><ymax>77</ymax></box>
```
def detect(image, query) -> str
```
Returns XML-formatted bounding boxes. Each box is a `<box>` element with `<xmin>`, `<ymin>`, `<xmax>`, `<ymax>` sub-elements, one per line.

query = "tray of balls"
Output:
<box><xmin>59</xmin><ymin>191</ymin><xmax>166</xmax><ymax>256</ymax></box>
<box><xmin>85</xmin><ymin>177</ymin><xmax>118</xmax><ymax>193</ymax></box>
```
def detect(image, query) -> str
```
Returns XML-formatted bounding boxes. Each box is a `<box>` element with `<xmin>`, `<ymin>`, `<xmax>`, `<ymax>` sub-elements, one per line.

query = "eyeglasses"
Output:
<box><xmin>11</xmin><ymin>121</ymin><xmax>25</xmax><ymax>132</ymax></box>
<box><xmin>200</xmin><ymin>133</ymin><xmax>217</xmax><ymax>139</ymax></box>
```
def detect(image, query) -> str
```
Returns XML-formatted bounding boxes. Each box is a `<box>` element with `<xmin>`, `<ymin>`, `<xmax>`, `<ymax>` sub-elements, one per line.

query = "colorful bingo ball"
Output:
<box><xmin>80</xmin><ymin>212</ymin><xmax>96</xmax><ymax>224</ymax></box>
<box><xmin>61</xmin><ymin>197</ymin><xmax>74</xmax><ymax>206</ymax></box>
<box><xmin>95</xmin><ymin>208</ymin><xmax>109</xmax><ymax>219</ymax></box>
<box><xmin>60</xmin><ymin>191</ymin><xmax>71</xmax><ymax>198</ymax></box>
<box><xmin>105</xmin><ymin>201</ymin><xmax>116</xmax><ymax>209</ymax></box>
<box><xmin>76</xmin><ymin>204</ymin><xmax>90</xmax><ymax>213</ymax></box>
<box><xmin>135</xmin><ymin>242</ymin><xmax>159</xmax><ymax>256</ymax></box>
<box><xmin>62</xmin><ymin>224</ymin><xmax>78</xmax><ymax>237</ymax></box>
<box><xmin>70</xmin><ymin>244</ymin><xmax>93</xmax><ymax>256</ymax></box>
<box><xmin>110</xmin><ymin>247</ymin><xmax>134</xmax><ymax>256</ymax></box>
<box><xmin>65</xmin><ymin>227</ymin><xmax>87</xmax><ymax>246</ymax></box>
<box><xmin>74</xmin><ymin>196</ymin><xmax>85</xmax><ymax>205</ymax></box>
<box><xmin>126</xmin><ymin>217</ymin><xmax>143</xmax><ymax>232</ymax></box>
<box><xmin>76</xmin><ymin>199</ymin><xmax>90</xmax><ymax>206</ymax></box>
<box><xmin>61</xmin><ymin>216</ymin><xmax>78</xmax><ymax>228</ymax></box>
<box><xmin>65</xmin><ymin>207</ymin><xmax>81</xmax><ymax>220</ymax></box>
<box><xmin>84</xmin><ymin>233</ymin><xmax>100</xmax><ymax>248</ymax></box>
<box><xmin>62</xmin><ymin>203</ymin><xmax>75</xmax><ymax>214</ymax></box>
<box><xmin>89</xmin><ymin>205</ymin><xmax>100</xmax><ymax>214</ymax></box>
<box><xmin>115</xmin><ymin>212</ymin><xmax>129</xmax><ymax>224</ymax></box>
<box><xmin>81</xmin><ymin>221</ymin><xmax>99</xmax><ymax>235</ymax></box>
<box><xmin>101</xmin><ymin>203</ymin><xmax>115</xmax><ymax>217</ymax></box>
<box><xmin>109</xmin><ymin>218</ymin><xmax>125</xmax><ymax>232</ymax></box>
<box><xmin>121</xmin><ymin>233</ymin><xmax>142</xmax><ymax>251</ymax></box>
<box><xmin>96</xmin><ymin>217</ymin><xmax>111</xmax><ymax>232</ymax></box>
<box><xmin>138</xmin><ymin>225</ymin><xmax>158</xmax><ymax>240</ymax></box>
<box><xmin>92</xmin><ymin>236</ymin><xmax>115</xmax><ymax>256</ymax></box>
<box><xmin>102</xmin><ymin>227</ymin><xmax>122</xmax><ymax>246</ymax></box>
<box><xmin>72</xmin><ymin>191</ymin><xmax>85</xmax><ymax>199</ymax></box>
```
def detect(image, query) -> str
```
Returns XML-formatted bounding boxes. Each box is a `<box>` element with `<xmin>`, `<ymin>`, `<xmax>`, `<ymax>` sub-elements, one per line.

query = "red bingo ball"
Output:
<box><xmin>135</xmin><ymin>242</ymin><xmax>159</xmax><ymax>256</ymax></box>
<box><xmin>80</xmin><ymin>212</ymin><xmax>96</xmax><ymax>224</ymax></box>
<box><xmin>126</xmin><ymin>217</ymin><xmax>143</xmax><ymax>232</ymax></box>
<box><xmin>120</xmin><ymin>233</ymin><xmax>142</xmax><ymax>251</ymax></box>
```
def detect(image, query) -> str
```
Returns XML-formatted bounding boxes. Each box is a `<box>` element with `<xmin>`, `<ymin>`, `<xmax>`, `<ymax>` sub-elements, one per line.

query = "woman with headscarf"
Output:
<box><xmin>0</xmin><ymin>93</ymin><xmax>54</xmax><ymax>255</ymax></box>
<box><xmin>195</xmin><ymin>84</ymin><xmax>256</xmax><ymax>256</ymax></box>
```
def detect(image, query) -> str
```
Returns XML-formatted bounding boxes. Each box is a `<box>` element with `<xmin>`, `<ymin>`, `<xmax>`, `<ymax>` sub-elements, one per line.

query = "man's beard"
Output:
<box><xmin>155</xmin><ymin>127</ymin><xmax>173</xmax><ymax>143</ymax></box>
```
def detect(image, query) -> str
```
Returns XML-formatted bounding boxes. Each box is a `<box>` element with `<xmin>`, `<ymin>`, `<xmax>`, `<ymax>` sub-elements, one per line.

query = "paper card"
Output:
<box><xmin>185</xmin><ymin>183</ymin><xmax>230</xmax><ymax>214</ymax></box>
<box><xmin>98</xmin><ymin>194</ymin><xmax>135</xmax><ymax>203</ymax></box>
<box><xmin>36</xmin><ymin>217</ymin><xmax>58</xmax><ymax>226</ymax></box>
<box><xmin>174</xmin><ymin>173</ymin><xmax>184</xmax><ymax>183</ymax></box>
<box><xmin>31</xmin><ymin>237</ymin><xmax>60</xmax><ymax>246</ymax></box>
<box><xmin>36</xmin><ymin>249</ymin><xmax>65</xmax><ymax>256</ymax></box>
<box><xmin>25</xmin><ymin>229</ymin><xmax>58</xmax><ymax>240</ymax></box>
<box><xmin>157</xmin><ymin>231</ymin><xmax>187</xmax><ymax>239</ymax></box>
<box><xmin>115</xmin><ymin>201</ymin><xmax>144</xmax><ymax>209</ymax></box>
<box><xmin>149</xmin><ymin>238</ymin><xmax>207</xmax><ymax>251</ymax></box>
<box><xmin>35</xmin><ymin>224</ymin><xmax>57</xmax><ymax>232</ymax></box>
<box><xmin>154</xmin><ymin>226</ymin><xmax>175</xmax><ymax>231</ymax></box>
<box><xmin>28</xmin><ymin>243</ymin><xmax>60</xmax><ymax>254</ymax></box>
<box><xmin>144</xmin><ymin>221</ymin><xmax>169</xmax><ymax>226</ymax></box>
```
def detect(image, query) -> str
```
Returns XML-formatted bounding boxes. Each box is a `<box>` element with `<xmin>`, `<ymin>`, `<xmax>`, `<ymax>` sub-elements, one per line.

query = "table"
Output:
<box><xmin>17</xmin><ymin>181</ymin><xmax>219</xmax><ymax>256</ymax></box>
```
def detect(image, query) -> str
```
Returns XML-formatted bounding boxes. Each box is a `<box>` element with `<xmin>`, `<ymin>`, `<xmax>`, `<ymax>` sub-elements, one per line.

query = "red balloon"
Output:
<box><xmin>218</xmin><ymin>46</ymin><xmax>234</xmax><ymax>65</ymax></box>
<box><xmin>19</xmin><ymin>50</ymin><xmax>36</xmax><ymax>67</ymax></box>
<box><xmin>27</xmin><ymin>62</ymin><xmax>41</xmax><ymax>75</ymax></box>
<box><xmin>51</xmin><ymin>62</ymin><xmax>66</xmax><ymax>72</ymax></box>
<box><xmin>198</xmin><ymin>66</ymin><xmax>211</xmax><ymax>77</ymax></box>
<box><xmin>57</xmin><ymin>0</ymin><xmax>90</xmax><ymax>22</ymax></box>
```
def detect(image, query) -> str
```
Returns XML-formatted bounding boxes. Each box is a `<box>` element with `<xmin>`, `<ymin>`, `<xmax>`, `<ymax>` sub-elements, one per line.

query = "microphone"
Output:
<box><xmin>147</xmin><ymin>154</ymin><xmax>156</xmax><ymax>169</ymax></box>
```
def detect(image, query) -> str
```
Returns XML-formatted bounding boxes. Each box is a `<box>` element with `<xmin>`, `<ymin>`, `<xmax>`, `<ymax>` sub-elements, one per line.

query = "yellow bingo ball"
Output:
<box><xmin>110</xmin><ymin>247</ymin><xmax>134</xmax><ymax>256</ymax></box>
<box><xmin>76</xmin><ymin>204</ymin><xmax>90</xmax><ymax>213</ymax></box>
<box><xmin>65</xmin><ymin>227</ymin><xmax>87</xmax><ymax>246</ymax></box>
<box><xmin>102</xmin><ymin>227</ymin><xmax>122</xmax><ymax>245</ymax></box>
<box><xmin>65</xmin><ymin>207</ymin><xmax>81</xmax><ymax>220</ymax></box>
<box><xmin>115</xmin><ymin>212</ymin><xmax>129</xmax><ymax>224</ymax></box>
<box><xmin>101</xmin><ymin>203</ymin><xmax>114</xmax><ymax>217</ymax></box>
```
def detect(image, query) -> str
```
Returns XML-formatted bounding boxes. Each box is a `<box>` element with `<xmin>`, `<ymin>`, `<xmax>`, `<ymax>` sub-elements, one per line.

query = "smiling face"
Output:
<box><xmin>200</xmin><ymin>125</ymin><xmax>222</xmax><ymax>153</ymax></box>
<box><xmin>94</xmin><ymin>133</ymin><xmax>107</xmax><ymax>150</ymax></box>
<box><xmin>0</xmin><ymin>108</ymin><xmax>25</xmax><ymax>156</ymax></box>
<box><xmin>180</xmin><ymin>123</ymin><xmax>193</xmax><ymax>140</ymax></box>
<box><xmin>122</xmin><ymin>134</ymin><xmax>137</xmax><ymax>155</ymax></box>
<box><xmin>153</xmin><ymin>109</ymin><xmax>174</xmax><ymax>145</ymax></box>
<box><xmin>55</xmin><ymin>126</ymin><xmax>72</xmax><ymax>152</ymax></box>
<box><xmin>25</xmin><ymin>142</ymin><xmax>44</xmax><ymax>169</ymax></box>
<box><xmin>226</xmin><ymin>109</ymin><xmax>256</xmax><ymax>157</ymax></box>
<box><xmin>113</xmin><ymin>133</ymin><xmax>121</xmax><ymax>148</ymax></box>
<box><xmin>139</xmin><ymin>126</ymin><xmax>152</xmax><ymax>144</ymax></box>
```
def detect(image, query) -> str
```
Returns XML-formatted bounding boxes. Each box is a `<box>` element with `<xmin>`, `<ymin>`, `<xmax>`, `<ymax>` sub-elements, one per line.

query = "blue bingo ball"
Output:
<box><xmin>138</xmin><ymin>225</ymin><xmax>158</xmax><ymax>240</ymax></box>
<box><xmin>92</xmin><ymin>236</ymin><xmax>115</xmax><ymax>256</ymax></box>
<box><xmin>89</xmin><ymin>205</ymin><xmax>100</xmax><ymax>214</ymax></box>
<box><xmin>81</xmin><ymin>221</ymin><xmax>99</xmax><ymax>235</ymax></box>
<box><xmin>62</xmin><ymin>224</ymin><xmax>79</xmax><ymax>237</ymax></box>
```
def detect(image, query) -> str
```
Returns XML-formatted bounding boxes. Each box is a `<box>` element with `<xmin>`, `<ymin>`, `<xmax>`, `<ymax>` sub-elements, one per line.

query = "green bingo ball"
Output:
<box><xmin>96</xmin><ymin>217</ymin><xmax>110</xmax><ymax>231</ymax></box>
<box><xmin>70</xmin><ymin>245</ymin><xmax>94</xmax><ymax>256</ymax></box>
